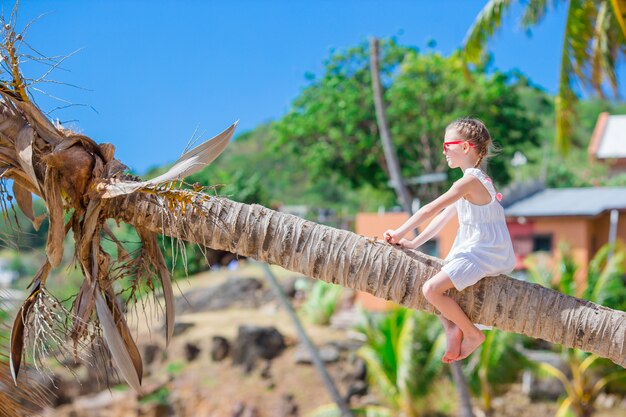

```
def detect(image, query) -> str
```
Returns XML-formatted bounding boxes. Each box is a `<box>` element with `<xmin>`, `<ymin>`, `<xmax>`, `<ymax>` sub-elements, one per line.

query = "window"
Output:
<box><xmin>532</xmin><ymin>235</ymin><xmax>552</xmax><ymax>252</ymax></box>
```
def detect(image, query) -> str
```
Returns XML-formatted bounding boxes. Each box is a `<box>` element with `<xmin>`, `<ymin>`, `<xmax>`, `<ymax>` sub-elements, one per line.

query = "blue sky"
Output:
<box><xmin>15</xmin><ymin>1</ymin><xmax>625</xmax><ymax>173</ymax></box>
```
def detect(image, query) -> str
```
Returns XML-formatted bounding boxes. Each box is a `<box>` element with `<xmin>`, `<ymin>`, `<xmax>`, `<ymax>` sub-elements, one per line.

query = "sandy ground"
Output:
<box><xmin>44</xmin><ymin>263</ymin><xmax>626</xmax><ymax>417</ymax></box>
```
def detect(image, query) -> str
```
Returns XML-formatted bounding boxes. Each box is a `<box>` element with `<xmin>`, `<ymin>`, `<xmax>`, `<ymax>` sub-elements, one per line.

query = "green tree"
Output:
<box><xmin>537</xmin><ymin>350</ymin><xmax>626</xmax><ymax>417</ymax></box>
<box><xmin>525</xmin><ymin>242</ymin><xmax>626</xmax><ymax>310</ymax></box>
<box><xmin>274</xmin><ymin>40</ymin><xmax>542</xmax><ymax>204</ymax></box>
<box><xmin>463</xmin><ymin>0</ymin><xmax>626</xmax><ymax>154</ymax></box>
<box><xmin>274</xmin><ymin>40</ymin><xmax>411</xmax><ymax>190</ymax></box>
<box><xmin>387</xmin><ymin>49</ymin><xmax>541</xmax><ymax>195</ymax></box>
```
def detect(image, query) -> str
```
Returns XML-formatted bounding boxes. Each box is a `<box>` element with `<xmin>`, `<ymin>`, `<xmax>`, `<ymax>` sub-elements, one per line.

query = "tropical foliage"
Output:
<box><xmin>524</xmin><ymin>242</ymin><xmax>626</xmax><ymax>416</ymax></box>
<box><xmin>524</xmin><ymin>242</ymin><xmax>626</xmax><ymax>309</ymax></box>
<box><xmin>300</xmin><ymin>280</ymin><xmax>344</xmax><ymax>325</ymax></box>
<box><xmin>536</xmin><ymin>349</ymin><xmax>626</xmax><ymax>417</ymax></box>
<box><xmin>462</xmin><ymin>0</ymin><xmax>626</xmax><ymax>154</ymax></box>
<box><xmin>273</xmin><ymin>39</ymin><xmax>542</xmax><ymax>203</ymax></box>
<box><xmin>465</xmin><ymin>329</ymin><xmax>531</xmax><ymax>415</ymax></box>
<box><xmin>353</xmin><ymin>308</ymin><xmax>446</xmax><ymax>417</ymax></box>
<box><xmin>309</xmin><ymin>308</ymin><xmax>447</xmax><ymax>417</ymax></box>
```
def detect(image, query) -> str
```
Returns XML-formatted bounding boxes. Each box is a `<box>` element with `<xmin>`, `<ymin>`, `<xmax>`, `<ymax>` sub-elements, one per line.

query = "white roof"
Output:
<box><xmin>504</xmin><ymin>187</ymin><xmax>626</xmax><ymax>217</ymax></box>
<box><xmin>596</xmin><ymin>115</ymin><xmax>626</xmax><ymax>159</ymax></box>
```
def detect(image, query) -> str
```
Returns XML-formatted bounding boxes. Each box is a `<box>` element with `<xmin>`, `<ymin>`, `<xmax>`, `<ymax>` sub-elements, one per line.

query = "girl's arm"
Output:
<box><xmin>384</xmin><ymin>176</ymin><xmax>473</xmax><ymax>244</ymax></box>
<box><xmin>399</xmin><ymin>204</ymin><xmax>457</xmax><ymax>249</ymax></box>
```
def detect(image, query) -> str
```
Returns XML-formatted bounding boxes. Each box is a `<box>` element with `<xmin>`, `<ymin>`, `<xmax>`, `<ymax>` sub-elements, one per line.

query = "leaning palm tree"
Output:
<box><xmin>462</xmin><ymin>0</ymin><xmax>626</xmax><ymax>154</ymax></box>
<box><xmin>1</xmin><ymin>11</ymin><xmax>626</xmax><ymax>417</ymax></box>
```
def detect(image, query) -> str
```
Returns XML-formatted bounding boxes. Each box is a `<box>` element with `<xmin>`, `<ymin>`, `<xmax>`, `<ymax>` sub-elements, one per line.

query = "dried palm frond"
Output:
<box><xmin>135</xmin><ymin>228</ymin><xmax>175</xmax><ymax>345</ymax></box>
<box><xmin>94</xmin><ymin>288</ymin><xmax>142</xmax><ymax>393</ymax></box>
<box><xmin>12</xmin><ymin>180</ymin><xmax>44</xmax><ymax>230</ymax></box>
<box><xmin>0</xmin><ymin>288</ymin><xmax>55</xmax><ymax>416</ymax></box>
<box><xmin>99</xmin><ymin>121</ymin><xmax>237</xmax><ymax>199</ymax></box>
<box><xmin>9</xmin><ymin>281</ymin><xmax>40</xmax><ymax>381</ymax></box>
<box><xmin>0</xmin><ymin>5</ymin><xmax>235</xmax><ymax>401</ymax></box>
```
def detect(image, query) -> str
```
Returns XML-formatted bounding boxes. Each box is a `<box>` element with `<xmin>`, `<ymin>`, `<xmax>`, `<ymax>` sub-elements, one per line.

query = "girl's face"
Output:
<box><xmin>442</xmin><ymin>128</ymin><xmax>473</xmax><ymax>168</ymax></box>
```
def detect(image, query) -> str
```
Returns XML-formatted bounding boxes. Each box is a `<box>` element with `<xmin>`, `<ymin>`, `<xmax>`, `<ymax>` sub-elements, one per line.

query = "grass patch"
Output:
<box><xmin>166</xmin><ymin>361</ymin><xmax>186</xmax><ymax>377</ymax></box>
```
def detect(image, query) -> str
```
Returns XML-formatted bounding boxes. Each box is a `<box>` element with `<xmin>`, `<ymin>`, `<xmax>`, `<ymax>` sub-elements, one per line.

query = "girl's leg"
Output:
<box><xmin>437</xmin><ymin>315</ymin><xmax>463</xmax><ymax>363</ymax></box>
<box><xmin>422</xmin><ymin>271</ymin><xmax>485</xmax><ymax>360</ymax></box>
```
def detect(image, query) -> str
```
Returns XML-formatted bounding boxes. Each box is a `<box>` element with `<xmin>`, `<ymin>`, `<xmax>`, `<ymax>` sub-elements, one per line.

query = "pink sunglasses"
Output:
<box><xmin>443</xmin><ymin>140</ymin><xmax>475</xmax><ymax>152</ymax></box>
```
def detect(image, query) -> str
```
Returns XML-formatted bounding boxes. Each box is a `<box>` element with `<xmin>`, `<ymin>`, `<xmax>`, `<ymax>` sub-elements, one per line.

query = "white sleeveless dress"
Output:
<box><xmin>442</xmin><ymin>167</ymin><xmax>516</xmax><ymax>291</ymax></box>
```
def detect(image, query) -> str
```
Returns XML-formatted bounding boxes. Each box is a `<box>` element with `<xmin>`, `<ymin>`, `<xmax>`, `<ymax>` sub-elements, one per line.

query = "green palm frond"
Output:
<box><xmin>462</xmin><ymin>0</ymin><xmax>516</xmax><ymax>65</ymax></box>
<box><xmin>590</xmin><ymin>1</ymin><xmax>619</xmax><ymax>96</ymax></box>
<box><xmin>353</xmin><ymin>307</ymin><xmax>379</xmax><ymax>343</ymax></box>
<box><xmin>569</xmin><ymin>0</ymin><xmax>597</xmax><ymax>82</ymax></box>
<box><xmin>467</xmin><ymin>329</ymin><xmax>529</xmax><ymax>401</ymax></box>
<box><xmin>396</xmin><ymin>311</ymin><xmax>444</xmax><ymax>411</ymax></box>
<box><xmin>465</xmin><ymin>0</ymin><xmax>626</xmax><ymax>155</ymax></box>
<box><xmin>586</xmin><ymin>243</ymin><xmax>626</xmax><ymax>309</ymax></box>
<box><xmin>354</xmin><ymin>308</ymin><xmax>445</xmax><ymax>414</ymax></box>
<box><xmin>527</xmin><ymin>242</ymin><xmax>626</xmax><ymax>308</ymax></box>
<box><xmin>423</xmin><ymin>331</ymin><xmax>447</xmax><ymax>379</ymax></box>
<box><xmin>590</xmin><ymin>369</ymin><xmax>626</xmax><ymax>397</ymax></box>
<box><xmin>396</xmin><ymin>311</ymin><xmax>419</xmax><ymax>404</ymax></box>
<box><xmin>609</xmin><ymin>0</ymin><xmax>626</xmax><ymax>38</ymax></box>
<box><xmin>387</xmin><ymin>309</ymin><xmax>404</xmax><ymax>376</ymax></box>
<box><xmin>537</xmin><ymin>361</ymin><xmax>575</xmax><ymax>397</ymax></box>
<box><xmin>523</xmin><ymin>252</ymin><xmax>554</xmax><ymax>287</ymax></box>
<box><xmin>556</xmin><ymin>0</ymin><xmax>587</xmax><ymax>154</ymax></box>
<box><xmin>522</xmin><ymin>0</ymin><xmax>563</xmax><ymax>26</ymax></box>
<box><xmin>529</xmin><ymin>348</ymin><xmax>626</xmax><ymax>417</ymax></box>
<box><xmin>579</xmin><ymin>352</ymin><xmax>601</xmax><ymax>374</ymax></box>
<box><xmin>555</xmin><ymin>397</ymin><xmax>575</xmax><ymax>417</ymax></box>
<box><xmin>556</xmin><ymin>244</ymin><xmax>577</xmax><ymax>295</ymax></box>
<box><xmin>358</xmin><ymin>345</ymin><xmax>400</xmax><ymax>407</ymax></box>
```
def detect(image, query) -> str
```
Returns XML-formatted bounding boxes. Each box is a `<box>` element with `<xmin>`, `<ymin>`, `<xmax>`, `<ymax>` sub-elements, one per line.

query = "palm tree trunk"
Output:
<box><xmin>259</xmin><ymin>262</ymin><xmax>354</xmax><ymax>417</ymax></box>
<box><xmin>101</xmin><ymin>194</ymin><xmax>626</xmax><ymax>369</ymax></box>
<box><xmin>369</xmin><ymin>37</ymin><xmax>413</xmax><ymax>214</ymax></box>
<box><xmin>452</xmin><ymin>362</ymin><xmax>476</xmax><ymax>417</ymax></box>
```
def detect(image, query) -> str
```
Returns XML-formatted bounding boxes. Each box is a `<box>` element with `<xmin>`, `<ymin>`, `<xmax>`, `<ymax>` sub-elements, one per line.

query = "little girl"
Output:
<box><xmin>384</xmin><ymin>118</ymin><xmax>516</xmax><ymax>363</ymax></box>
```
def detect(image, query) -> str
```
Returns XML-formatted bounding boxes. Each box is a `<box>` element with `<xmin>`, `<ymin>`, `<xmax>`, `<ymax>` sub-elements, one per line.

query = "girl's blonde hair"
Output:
<box><xmin>446</xmin><ymin>118</ymin><xmax>495</xmax><ymax>168</ymax></box>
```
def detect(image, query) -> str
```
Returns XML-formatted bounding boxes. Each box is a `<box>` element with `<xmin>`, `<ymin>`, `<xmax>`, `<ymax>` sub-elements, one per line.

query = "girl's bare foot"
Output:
<box><xmin>442</xmin><ymin>325</ymin><xmax>463</xmax><ymax>363</ymax></box>
<box><xmin>456</xmin><ymin>331</ymin><xmax>486</xmax><ymax>361</ymax></box>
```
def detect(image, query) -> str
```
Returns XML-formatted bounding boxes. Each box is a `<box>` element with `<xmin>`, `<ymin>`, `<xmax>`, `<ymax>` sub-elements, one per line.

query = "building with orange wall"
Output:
<box><xmin>503</xmin><ymin>187</ymin><xmax>626</xmax><ymax>291</ymax></box>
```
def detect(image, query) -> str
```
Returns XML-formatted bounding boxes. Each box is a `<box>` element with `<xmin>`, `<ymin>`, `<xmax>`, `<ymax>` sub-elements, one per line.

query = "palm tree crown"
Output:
<box><xmin>462</xmin><ymin>0</ymin><xmax>626</xmax><ymax>154</ymax></box>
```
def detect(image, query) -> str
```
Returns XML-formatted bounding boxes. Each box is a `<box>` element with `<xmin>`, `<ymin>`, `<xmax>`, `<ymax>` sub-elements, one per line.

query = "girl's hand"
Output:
<box><xmin>398</xmin><ymin>238</ymin><xmax>417</xmax><ymax>249</ymax></box>
<box><xmin>383</xmin><ymin>229</ymin><xmax>402</xmax><ymax>244</ymax></box>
